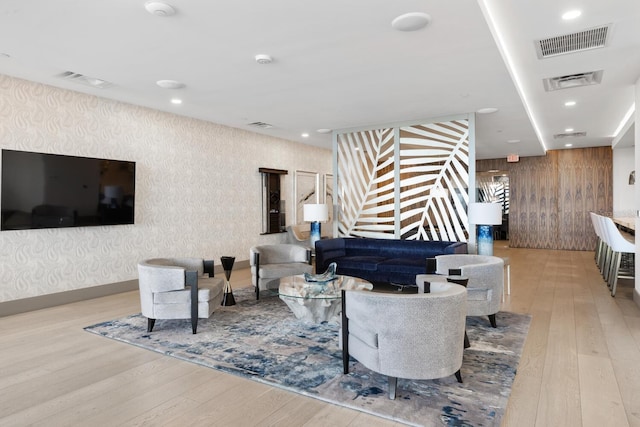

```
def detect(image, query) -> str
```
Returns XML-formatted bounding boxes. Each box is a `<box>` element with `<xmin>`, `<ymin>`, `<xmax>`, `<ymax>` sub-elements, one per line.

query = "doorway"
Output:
<box><xmin>476</xmin><ymin>170</ymin><xmax>509</xmax><ymax>240</ymax></box>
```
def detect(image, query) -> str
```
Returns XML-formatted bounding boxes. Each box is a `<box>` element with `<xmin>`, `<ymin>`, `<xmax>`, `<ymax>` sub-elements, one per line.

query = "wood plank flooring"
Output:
<box><xmin>1</xmin><ymin>245</ymin><xmax>639</xmax><ymax>426</ymax></box>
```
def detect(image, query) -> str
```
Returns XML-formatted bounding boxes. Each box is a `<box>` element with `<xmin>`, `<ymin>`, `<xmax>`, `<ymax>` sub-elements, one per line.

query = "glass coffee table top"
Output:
<box><xmin>278</xmin><ymin>274</ymin><xmax>372</xmax><ymax>323</ymax></box>
<box><xmin>278</xmin><ymin>274</ymin><xmax>373</xmax><ymax>300</ymax></box>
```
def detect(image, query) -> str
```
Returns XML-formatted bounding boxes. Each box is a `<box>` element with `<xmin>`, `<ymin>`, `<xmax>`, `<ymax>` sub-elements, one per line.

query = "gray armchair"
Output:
<box><xmin>137</xmin><ymin>258</ymin><xmax>224</xmax><ymax>334</ymax></box>
<box><xmin>249</xmin><ymin>244</ymin><xmax>312</xmax><ymax>299</ymax></box>
<box><xmin>435</xmin><ymin>254</ymin><xmax>504</xmax><ymax>327</ymax></box>
<box><xmin>341</xmin><ymin>282</ymin><xmax>467</xmax><ymax>399</ymax></box>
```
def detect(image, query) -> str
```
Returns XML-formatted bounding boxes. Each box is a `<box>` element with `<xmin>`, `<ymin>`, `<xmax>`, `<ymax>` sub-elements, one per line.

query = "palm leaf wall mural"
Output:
<box><xmin>399</xmin><ymin>121</ymin><xmax>469</xmax><ymax>241</ymax></box>
<box><xmin>336</xmin><ymin>118</ymin><xmax>471</xmax><ymax>241</ymax></box>
<box><xmin>337</xmin><ymin>128</ymin><xmax>395</xmax><ymax>237</ymax></box>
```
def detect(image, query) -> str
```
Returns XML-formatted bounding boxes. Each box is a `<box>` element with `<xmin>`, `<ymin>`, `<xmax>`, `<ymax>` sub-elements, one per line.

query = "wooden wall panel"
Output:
<box><xmin>477</xmin><ymin>147</ymin><xmax>612</xmax><ymax>250</ymax></box>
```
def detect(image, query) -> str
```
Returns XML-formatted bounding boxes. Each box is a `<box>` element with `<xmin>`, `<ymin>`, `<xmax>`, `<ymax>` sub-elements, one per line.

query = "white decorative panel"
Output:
<box><xmin>335</xmin><ymin>118</ymin><xmax>471</xmax><ymax>242</ymax></box>
<box><xmin>399</xmin><ymin>121</ymin><xmax>470</xmax><ymax>241</ymax></box>
<box><xmin>336</xmin><ymin>128</ymin><xmax>395</xmax><ymax>238</ymax></box>
<box><xmin>0</xmin><ymin>75</ymin><xmax>331</xmax><ymax>303</ymax></box>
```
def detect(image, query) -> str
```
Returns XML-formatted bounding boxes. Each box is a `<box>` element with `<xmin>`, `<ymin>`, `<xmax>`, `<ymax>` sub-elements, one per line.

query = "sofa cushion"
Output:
<box><xmin>335</xmin><ymin>256</ymin><xmax>386</xmax><ymax>271</ymax></box>
<box><xmin>342</xmin><ymin>238</ymin><xmax>463</xmax><ymax>259</ymax></box>
<box><xmin>376</xmin><ymin>257</ymin><xmax>425</xmax><ymax>273</ymax></box>
<box><xmin>315</xmin><ymin>238</ymin><xmax>468</xmax><ymax>285</ymax></box>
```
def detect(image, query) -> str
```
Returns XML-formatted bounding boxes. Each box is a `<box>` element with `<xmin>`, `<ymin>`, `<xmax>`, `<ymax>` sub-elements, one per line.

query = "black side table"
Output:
<box><xmin>220</xmin><ymin>256</ymin><xmax>236</xmax><ymax>306</ymax></box>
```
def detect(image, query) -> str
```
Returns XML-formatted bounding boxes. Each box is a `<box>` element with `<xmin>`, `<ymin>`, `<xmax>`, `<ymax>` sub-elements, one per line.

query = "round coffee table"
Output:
<box><xmin>278</xmin><ymin>274</ymin><xmax>372</xmax><ymax>323</ymax></box>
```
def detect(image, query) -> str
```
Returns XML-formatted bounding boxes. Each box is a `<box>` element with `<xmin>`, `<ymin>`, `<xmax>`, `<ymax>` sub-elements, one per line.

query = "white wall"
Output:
<box><xmin>636</xmin><ymin>75</ymin><xmax>640</xmax><ymax>306</ymax></box>
<box><xmin>0</xmin><ymin>75</ymin><xmax>331</xmax><ymax>303</ymax></box>
<box><xmin>613</xmin><ymin>146</ymin><xmax>635</xmax><ymax>217</ymax></box>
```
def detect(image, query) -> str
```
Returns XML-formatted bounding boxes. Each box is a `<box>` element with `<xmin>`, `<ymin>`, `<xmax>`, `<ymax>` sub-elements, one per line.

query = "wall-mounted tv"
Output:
<box><xmin>1</xmin><ymin>150</ymin><xmax>136</xmax><ymax>231</ymax></box>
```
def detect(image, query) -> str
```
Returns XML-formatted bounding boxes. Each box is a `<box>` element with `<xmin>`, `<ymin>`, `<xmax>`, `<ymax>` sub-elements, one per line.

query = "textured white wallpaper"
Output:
<box><xmin>0</xmin><ymin>75</ymin><xmax>331</xmax><ymax>302</ymax></box>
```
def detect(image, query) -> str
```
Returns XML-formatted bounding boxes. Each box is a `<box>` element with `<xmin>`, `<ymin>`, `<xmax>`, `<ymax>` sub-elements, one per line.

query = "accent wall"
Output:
<box><xmin>477</xmin><ymin>147</ymin><xmax>613</xmax><ymax>250</ymax></box>
<box><xmin>0</xmin><ymin>75</ymin><xmax>331</xmax><ymax>303</ymax></box>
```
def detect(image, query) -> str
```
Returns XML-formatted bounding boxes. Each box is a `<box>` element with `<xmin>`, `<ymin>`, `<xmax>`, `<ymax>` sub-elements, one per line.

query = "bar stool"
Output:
<box><xmin>589</xmin><ymin>212</ymin><xmax>606</xmax><ymax>272</ymax></box>
<box><xmin>601</xmin><ymin>216</ymin><xmax>635</xmax><ymax>296</ymax></box>
<box><xmin>597</xmin><ymin>214</ymin><xmax>613</xmax><ymax>281</ymax></box>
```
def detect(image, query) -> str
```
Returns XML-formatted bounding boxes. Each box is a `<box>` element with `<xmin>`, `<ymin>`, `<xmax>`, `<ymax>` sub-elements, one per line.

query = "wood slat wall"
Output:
<box><xmin>477</xmin><ymin>147</ymin><xmax>612</xmax><ymax>250</ymax></box>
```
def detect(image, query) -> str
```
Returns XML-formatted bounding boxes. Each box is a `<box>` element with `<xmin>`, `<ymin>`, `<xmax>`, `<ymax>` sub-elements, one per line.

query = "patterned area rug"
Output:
<box><xmin>85</xmin><ymin>287</ymin><xmax>530</xmax><ymax>427</ymax></box>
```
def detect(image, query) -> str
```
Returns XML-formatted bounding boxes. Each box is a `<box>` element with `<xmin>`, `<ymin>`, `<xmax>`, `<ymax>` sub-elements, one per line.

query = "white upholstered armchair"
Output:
<box><xmin>249</xmin><ymin>244</ymin><xmax>312</xmax><ymax>299</ymax></box>
<box><xmin>341</xmin><ymin>283</ymin><xmax>467</xmax><ymax>399</ymax></box>
<box><xmin>435</xmin><ymin>254</ymin><xmax>504</xmax><ymax>327</ymax></box>
<box><xmin>137</xmin><ymin>258</ymin><xmax>224</xmax><ymax>334</ymax></box>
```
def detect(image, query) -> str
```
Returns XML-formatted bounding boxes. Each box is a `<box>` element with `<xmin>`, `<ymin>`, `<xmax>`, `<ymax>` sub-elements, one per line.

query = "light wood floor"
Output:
<box><xmin>1</xmin><ymin>245</ymin><xmax>639</xmax><ymax>426</ymax></box>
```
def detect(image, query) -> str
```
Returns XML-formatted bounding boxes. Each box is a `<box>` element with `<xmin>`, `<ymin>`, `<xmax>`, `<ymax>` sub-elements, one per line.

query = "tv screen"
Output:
<box><xmin>1</xmin><ymin>150</ymin><xmax>135</xmax><ymax>230</ymax></box>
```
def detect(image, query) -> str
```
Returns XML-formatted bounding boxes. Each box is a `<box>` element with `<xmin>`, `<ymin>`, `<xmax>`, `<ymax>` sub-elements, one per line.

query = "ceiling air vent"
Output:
<box><xmin>56</xmin><ymin>71</ymin><xmax>113</xmax><ymax>89</ymax></box>
<box><xmin>553</xmin><ymin>131</ymin><xmax>586</xmax><ymax>139</ymax></box>
<box><xmin>247</xmin><ymin>121</ymin><xmax>273</xmax><ymax>129</ymax></box>
<box><xmin>535</xmin><ymin>24</ymin><xmax>611</xmax><ymax>59</ymax></box>
<box><xmin>543</xmin><ymin>70</ymin><xmax>603</xmax><ymax>92</ymax></box>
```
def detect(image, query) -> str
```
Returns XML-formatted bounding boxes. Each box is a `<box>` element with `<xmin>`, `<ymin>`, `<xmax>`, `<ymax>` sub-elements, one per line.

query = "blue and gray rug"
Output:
<box><xmin>85</xmin><ymin>288</ymin><xmax>530</xmax><ymax>426</ymax></box>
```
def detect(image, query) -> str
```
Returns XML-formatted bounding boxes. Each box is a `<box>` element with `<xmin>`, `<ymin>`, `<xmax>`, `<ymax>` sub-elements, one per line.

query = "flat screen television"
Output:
<box><xmin>1</xmin><ymin>149</ymin><xmax>136</xmax><ymax>230</ymax></box>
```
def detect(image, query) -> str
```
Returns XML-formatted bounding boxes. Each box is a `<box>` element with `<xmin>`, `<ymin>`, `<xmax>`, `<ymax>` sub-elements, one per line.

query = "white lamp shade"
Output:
<box><xmin>303</xmin><ymin>204</ymin><xmax>329</xmax><ymax>222</ymax></box>
<box><xmin>468</xmin><ymin>202</ymin><xmax>502</xmax><ymax>225</ymax></box>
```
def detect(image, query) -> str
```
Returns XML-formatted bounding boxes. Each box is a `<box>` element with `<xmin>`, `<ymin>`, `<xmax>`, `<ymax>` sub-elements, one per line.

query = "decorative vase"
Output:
<box><xmin>304</xmin><ymin>262</ymin><xmax>337</xmax><ymax>283</ymax></box>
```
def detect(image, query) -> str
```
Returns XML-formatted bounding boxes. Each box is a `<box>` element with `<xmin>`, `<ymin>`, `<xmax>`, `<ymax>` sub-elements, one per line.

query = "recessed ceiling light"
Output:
<box><xmin>316</xmin><ymin>128</ymin><xmax>332</xmax><ymax>134</ymax></box>
<box><xmin>156</xmin><ymin>79</ymin><xmax>185</xmax><ymax>89</ymax></box>
<box><xmin>144</xmin><ymin>1</ymin><xmax>176</xmax><ymax>17</ymax></box>
<box><xmin>506</xmin><ymin>139</ymin><xmax>521</xmax><ymax>144</ymax></box>
<box><xmin>301</xmin><ymin>133</ymin><xmax>309</xmax><ymax>138</ymax></box>
<box><xmin>170</xmin><ymin>98</ymin><xmax>182</xmax><ymax>105</ymax></box>
<box><xmin>255</xmin><ymin>54</ymin><xmax>273</xmax><ymax>64</ymax></box>
<box><xmin>565</xmin><ymin>143</ymin><xmax>573</xmax><ymax>147</ymax></box>
<box><xmin>562</xmin><ymin>10</ymin><xmax>582</xmax><ymax>20</ymax></box>
<box><xmin>565</xmin><ymin>127</ymin><xmax>574</xmax><ymax>132</ymax></box>
<box><xmin>476</xmin><ymin>107</ymin><xmax>499</xmax><ymax>114</ymax></box>
<box><xmin>564</xmin><ymin>100</ymin><xmax>576</xmax><ymax>107</ymax></box>
<box><xmin>391</xmin><ymin>12</ymin><xmax>432</xmax><ymax>32</ymax></box>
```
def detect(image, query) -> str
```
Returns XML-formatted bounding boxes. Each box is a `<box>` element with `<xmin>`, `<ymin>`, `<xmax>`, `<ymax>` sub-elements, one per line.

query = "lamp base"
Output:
<box><xmin>310</xmin><ymin>221</ymin><xmax>321</xmax><ymax>250</ymax></box>
<box><xmin>477</xmin><ymin>225</ymin><xmax>494</xmax><ymax>256</ymax></box>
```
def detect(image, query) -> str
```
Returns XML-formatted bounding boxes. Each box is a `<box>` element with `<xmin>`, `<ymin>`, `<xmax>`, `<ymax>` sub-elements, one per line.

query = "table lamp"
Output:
<box><xmin>303</xmin><ymin>203</ymin><xmax>329</xmax><ymax>249</ymax></box>
<box><xmin>468</xmin><ymin>202</ymin><xmax>502</xmax><ymax>256</ymax></box>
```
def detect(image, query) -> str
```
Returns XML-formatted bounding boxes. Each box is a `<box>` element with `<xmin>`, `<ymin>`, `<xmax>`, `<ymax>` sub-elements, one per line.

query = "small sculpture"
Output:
<box><xmin>304</xmin><ymin>262</ymin><xmax>337</xmax><ymax>283</ymax></box>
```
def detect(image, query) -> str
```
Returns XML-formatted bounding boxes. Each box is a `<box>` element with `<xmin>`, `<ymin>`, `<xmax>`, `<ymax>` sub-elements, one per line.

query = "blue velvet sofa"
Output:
<box><xmin>315</xmin><ymin>237</ymin><xmax>468</xmax><ymax>285</ymax></box>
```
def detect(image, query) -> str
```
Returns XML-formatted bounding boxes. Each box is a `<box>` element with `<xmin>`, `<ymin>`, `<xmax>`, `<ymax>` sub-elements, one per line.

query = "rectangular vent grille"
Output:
<box><xmin>543</xmin><ymin>70</ymin><xmax>603</xmax><ymax>92</ymax></box>
<box><xmin>247</xmin><ymin>121</ymin><xmax>273</xmax><ymax>129</ymax></box>
<box><xmin>56</xmin><ymin>71</ymin><xmax>113</xmax><ymax>89</ymax></box>
<box><xmin>553</xmin><ymin>131</ymin><xmax>586</xmax><ymax>139</ymax></box>
<box><xmin>536</xmin><ymin>24</ymin><xmax>610</xmax><ymax>59</ymax></box>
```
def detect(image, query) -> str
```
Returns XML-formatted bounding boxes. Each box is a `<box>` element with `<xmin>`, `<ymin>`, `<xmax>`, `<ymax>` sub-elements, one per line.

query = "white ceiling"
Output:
<box><xmin>0</xmin><ymin>0</ymin><xmax>638</xmax><ymax>160</ymax></box>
